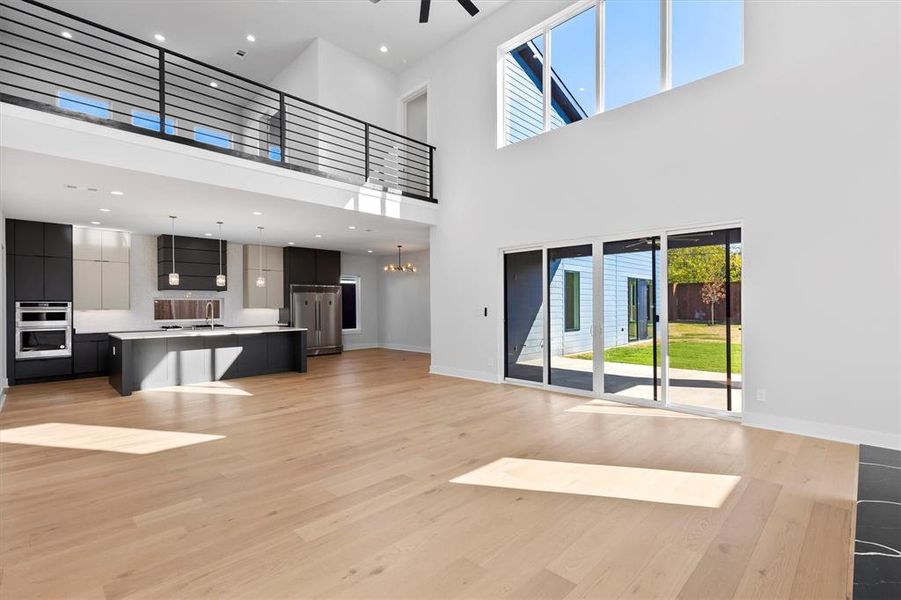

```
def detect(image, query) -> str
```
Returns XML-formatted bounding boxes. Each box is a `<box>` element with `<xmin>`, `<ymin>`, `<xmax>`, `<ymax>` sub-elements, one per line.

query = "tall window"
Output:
<box><xmin>500</xmin><ymin>0</ymin><xmax>743</xmax><ymax>145</ymax></box>
<box><xmin>57</xmin><ymin>90</ymin><xmax>109</xmax><ymax>119</ymax></box>
<box><xmin>340</xmin><ymin>276</ymin><xmax>361</xmax><ymax>332</ymax></box>
<box><xmin>193</xmin><ymin>126</ymin><xmax>232</xmax><ymax>149</ymax></box>
<box><xmin>564</xmin><ymin>270</ymin><xmax>580</xmax><ymax>331</ymax></box>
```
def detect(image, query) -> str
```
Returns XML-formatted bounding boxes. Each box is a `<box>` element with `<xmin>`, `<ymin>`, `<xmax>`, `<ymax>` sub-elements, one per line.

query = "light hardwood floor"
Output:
<box><xmin>0</xmin><ymin>349</ymin><xmax>857</xmax><ymax>599</ymax></box>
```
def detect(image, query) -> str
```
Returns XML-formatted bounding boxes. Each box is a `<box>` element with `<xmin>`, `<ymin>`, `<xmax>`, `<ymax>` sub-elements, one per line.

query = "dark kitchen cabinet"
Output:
<box><xmin>282</xmin><ymin>247</ymin><xmax>341</xmax><ymax>306</ymax></box>
<box><xmin>44</xmin><ymin>257</ymin><xmax>73</xmax><ymax>301</ymax></box>
<box><xmin>167</xmin><ymin>337</ymin><xmax>210</xmax><ymax>385</ymax></box>
<box><xmin>266</xmin><ymin>333</ymin><xmax>292</xmax><ymax>373</ymax></box>
<box><xmin>234</xmin><ymin>334</ymin><xmax>267</xmax><ymax>376</ymax></box>
<box><xmin>13</xmin><ymin>220</ymin><xmax>44</xmax><ymax>256</ymax></box>
<box><xmin>73</xmin><ymin>334</ymin><xmax>110</xmax><ymax>376</ymax></box>
<box><xmin>14</xmin><ymin>255</ymin><xmax>43</xmax><ymax>301</ymax></box>
<box><xmin>15</xmin><ymin>357</ymin><xmax>72</xmax><ymax>380</ymax></box>
<box><xmin>157</xmin><ymin>235</ymin><xmax>227</xmax><ymax>291</ymax></box>
<box><xmin>203</xmin><ymin>334</ymin><xmax>241</xmax><ymax>380</ymax></box>
<box><xmin>43</xmin><ymin>223</ymin><xmax>73</xmax><ymax>258</ymax></box>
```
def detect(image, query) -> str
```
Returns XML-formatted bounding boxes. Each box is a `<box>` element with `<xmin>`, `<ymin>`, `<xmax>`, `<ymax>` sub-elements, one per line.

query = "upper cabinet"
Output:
<box><xmin>157</xmin><ymin>235</ymin><xmax>227</xmax><ymax>291</ymax></box>
<box><xmin>6</xmin><ymin>219</ymin><xmax>73</xmax><ymax>301</ymax></box>
<box><xmin>73</xmin><ymin>227</ymin><xmax>130</xmax><ymax>310</ymax></box>
<box><xmin>243</xmin><ymin>244</ymin><xmax>284</xmax><ymax>309</ymax></box>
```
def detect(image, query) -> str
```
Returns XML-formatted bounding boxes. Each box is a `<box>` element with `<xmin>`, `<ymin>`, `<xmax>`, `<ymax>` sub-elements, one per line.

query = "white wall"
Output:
<box><xmin>399</xmin><ymin>0</ymin><xmax>900</xmax><ymax>447</ymax></box>
<box><xmin>0</xmin><ymin>203</ymin><xmax>5</xmax><ymax>389</ymax></box>
<box><xmin>378</xmin><ymin>249</ymin><xmax>430</xmax><ymax>353</ymax></box>
<box><xmin>340</xmin><ymin>252</ymin><xmax>381</xmax><ymax>350</ymax></box>
<box><xmin>74</xmin><ymin>234</ymin><xmax>279</xmax><ymax>333</ymax></box>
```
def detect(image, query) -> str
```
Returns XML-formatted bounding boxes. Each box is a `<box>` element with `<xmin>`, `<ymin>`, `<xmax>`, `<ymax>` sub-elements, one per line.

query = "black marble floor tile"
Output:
<box><xmin>854</xmin><ymin>445</ymin><xmax>901</xmax><ymax>600</ymax></box>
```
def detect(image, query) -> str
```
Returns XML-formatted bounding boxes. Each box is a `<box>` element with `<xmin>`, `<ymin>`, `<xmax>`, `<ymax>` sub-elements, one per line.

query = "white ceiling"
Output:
<box><xmin>44</xmin><ymin>0</ymin><xmax>510</xmax><ymax>79</ymax></box>
<box><xmin>0</xmin><ymin>148</ymin><xmax>430</xmax><ymax>255</ymax></box>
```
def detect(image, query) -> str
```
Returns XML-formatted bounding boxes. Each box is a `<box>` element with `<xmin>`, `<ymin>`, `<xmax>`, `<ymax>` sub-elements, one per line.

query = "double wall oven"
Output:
<box><xmin>15</xmin><ymin>301</ymin><xmax>73</xmax><ymax>360</ymax></box>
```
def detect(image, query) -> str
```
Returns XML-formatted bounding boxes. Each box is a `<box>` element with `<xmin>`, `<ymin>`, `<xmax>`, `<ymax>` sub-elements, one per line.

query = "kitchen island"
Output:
<box><xmin>108</xmin><ymin>326</ymin><xmax>307</xmax><ymax>396</ymax></box>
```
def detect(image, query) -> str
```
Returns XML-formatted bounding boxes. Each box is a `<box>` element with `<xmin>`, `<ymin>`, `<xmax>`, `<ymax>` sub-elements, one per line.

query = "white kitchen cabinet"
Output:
<box><xmin>73</xmin><ymin>227</ymin><xmax>130</xmax><ymax>310</ymax></box>
<box><xmin>243</xmin><ymin>244</ymin><xmax>284</xmax><ymax>309</ymax></box>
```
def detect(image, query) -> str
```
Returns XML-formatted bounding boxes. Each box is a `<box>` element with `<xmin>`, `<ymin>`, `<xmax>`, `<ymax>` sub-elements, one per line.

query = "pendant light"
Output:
<box><xmin>255</xmin><ymin>226</ymin><xmax>266</xmax><ymax>288</ymax></box>
<box><xmin>168</xmin><ymin>216</ymin><xmax>179</xmax><ymax>286</ymax></box>
<box><xmin>215</xmin><ymin>221</ymin><xmax>226</xmax><ymax>288</ymax></box>
<box><xmin>384</xmin><ymin>245</ymin><xmax>416</xmax><ymax>273</ymax></box>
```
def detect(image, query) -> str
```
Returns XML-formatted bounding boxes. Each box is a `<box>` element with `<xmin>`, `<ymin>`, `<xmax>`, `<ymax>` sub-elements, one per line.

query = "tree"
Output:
<box><xmin>700</xmin><ymin>279</ymin><xmax>726</xmax><ymax>325</ymax></box>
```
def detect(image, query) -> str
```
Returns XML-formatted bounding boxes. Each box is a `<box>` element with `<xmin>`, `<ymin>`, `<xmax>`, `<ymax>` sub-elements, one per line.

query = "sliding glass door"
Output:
<box><xmin>547</xmin><ymin>245</ymin><xmax>594</xmax><ymax>391</ymax></box>
<box><xmin>504</xmin><ymin>250</ymin><xmax>545</xmax><ymax>382</ymax></box>
<box><xmin>602</xmin><ymin>237</ymin><xmax>661</xmax><ymax>401</ymax></box>
<box><xmin>666</xmin><ymin>228</ymin><xmax>742</xmax><ymax>412</ymax></box>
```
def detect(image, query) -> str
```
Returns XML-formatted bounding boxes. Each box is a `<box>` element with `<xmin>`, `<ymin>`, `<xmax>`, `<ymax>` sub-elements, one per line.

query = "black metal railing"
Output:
<box><xmin>0</xmin><ymin>0</ymin><xmax>436</xmax><ymax>202</ymax></box>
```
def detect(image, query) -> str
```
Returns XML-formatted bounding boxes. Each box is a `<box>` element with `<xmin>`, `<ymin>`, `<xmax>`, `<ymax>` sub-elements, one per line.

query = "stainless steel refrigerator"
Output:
<box><xmin>288</xmin><ymin>284</ymin><xmax>342</xmax><ymax>355</ymax></box>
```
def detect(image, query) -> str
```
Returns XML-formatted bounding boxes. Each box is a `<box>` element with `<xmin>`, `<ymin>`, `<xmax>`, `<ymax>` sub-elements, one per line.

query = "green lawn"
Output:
<box><xmin>570</xmin><ymin>322</ymin><xmax>742</xmax><ymax>374</ymax></box>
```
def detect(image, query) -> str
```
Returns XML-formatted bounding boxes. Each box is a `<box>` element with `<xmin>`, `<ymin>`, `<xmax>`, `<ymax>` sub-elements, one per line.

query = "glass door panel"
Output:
<box><xmin>665</xmin><ymin>228</ymin><xmax>741</xmax><ymax>412</ymax></box>
<box><xmin>504</xmin><ymin>250</ymin><xmax>545</xmax><ymax>382</ymax></box>
<box><xmin>547</xmin><ymin>245</ymin><xmax>593</xmax><ymax>391</ymax></box>
<box><xmin>602</xmin><ymin>237</ymin><xmax>661</xmax><ymax>401</ymax></box>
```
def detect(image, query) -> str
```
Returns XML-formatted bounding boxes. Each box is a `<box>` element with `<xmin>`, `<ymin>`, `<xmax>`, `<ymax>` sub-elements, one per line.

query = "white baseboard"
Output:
<box><xmin>379</xmin><ymin>343</ymin><xmax>430</xmax><ymax>354</ymax></box>
<box><xmin>429</xmin><ymin>365</ymin><xmax>500</xmax><ymax>384</ymax></box>
<box><xmin>743</xmin><ymin>412</ymin><xmax>900</xmax><ymax>449</ymax></box>
<box><xmin>343</xmin><ymin>343</ymin><xmax>380</xmax><ymax>351</ymax></box>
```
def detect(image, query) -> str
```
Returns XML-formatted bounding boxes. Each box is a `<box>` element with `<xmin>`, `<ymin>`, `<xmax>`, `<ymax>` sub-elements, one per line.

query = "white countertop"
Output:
<box><xmin>109</xmin><ymin>326</ymin><xmax>306</xmax><ymax>340</ymax></box>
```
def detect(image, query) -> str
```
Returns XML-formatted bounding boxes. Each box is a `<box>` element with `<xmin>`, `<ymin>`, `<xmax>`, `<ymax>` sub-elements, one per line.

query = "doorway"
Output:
<box><xmin>403</xmin><ymin>89</ymin><xmax>428</xmax><ymax>143</ymax></box>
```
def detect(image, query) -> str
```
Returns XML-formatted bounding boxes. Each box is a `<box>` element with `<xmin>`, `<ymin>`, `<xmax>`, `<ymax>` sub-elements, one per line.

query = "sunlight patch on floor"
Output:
<box><xmin>0</xmin><ymin>423</ymin><xmax>224</xmax><ymax>454</ymax></box>
<box><xmin>151</xmin><ymin>381</ymin><xmax>253</xmax><ymax>396</ymax></box>
<box><xmin>451</xmin><ymin>457</ymin><xmax>740</xmax><ymax>508</ymax></box>
<box><xmin>567</xmin><ymin>399</ymin><xmax>711</xmax><ymax>419</ymax></box>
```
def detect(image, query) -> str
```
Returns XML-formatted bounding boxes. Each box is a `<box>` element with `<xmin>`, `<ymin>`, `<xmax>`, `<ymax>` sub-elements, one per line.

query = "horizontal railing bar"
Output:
<box><xmin>285</xmin><ymin>129</ymin><xmax>366</xmax><ymax>160</ymax></box>
<box><xmin>0</xmin><ymin>58</ymin><xmax>159</xmax><ymax>104</ymax></box>
<box><xmin>0</xmin><ymin>28</ymin><xmax>159</xmax><ymax>81</ymax></box>
<box><xmin>285</xmin><ymin>105</ymin><xmax>364</xmax><ymax>138</ymax></box>
<box><xmin>369</xmin><ymin>170</ymin><xmax>429</xmax><ymax>190</ymax></box>
<box><xmin>285</xmin><ymin>155</ymin><xmax>363</xmax><ymax>178</ymax></box>
<box><xmin>0</xmin><ymin>44</ymin><xmax>160</xmax><ymax>93</ymax></box>
<box><xmin>283</xmin><ymin>126</ymin><xmax>365</xmax><ymax>158</ymax></box>
<box><xmin>284</xmin><ymin>114</ymin><xmax>365</xmax><ymax>146</ymax></box>
<box><xmin>367</xmin><ymin>131</ymin><xmax>431</xmax><ymax>156</ymax></box>
<box><xmin>165</xmin><ymin>85</ymin><xmax>276</xmax><ymax>125</ymax></box>
<box><xmin>368</xmin><ymin>123</ymin><xmax>434</xmax><ymax>151</ymax></box>
<box><xmin>2</xmin><ymin>2</ymin><xmax>158</xmax><ymax>60</ymax></box>
<box><xmin>284</xmin><ymin>120</ymin><xmax>365</xmax><ymax>154</ymax></box>
<box><xmin>369</xmin><ymin>156</ymin><xmax>430</xmax><ymax>180</ymax></box>
<box><xmin>370</xmin><ymin>164</ymin><xmax>430</xmax><ymax>186</ymax></box>
<box><xmin>164</xmin><ymin>91</ymin><xmax>274</xmax><ymax>130</ymax></box>
<box><xmin>164</xmin><ymin>101</ymin><xmax>269</xmax><ymax>139</ymax></box>
<box><xmin>283</xmin><ymin>134</ymin><xmax>365</xmax><ymax>164</ymax></box>
<box><xmin>369</xmin><ymin>140</ymin><xmax>431</xmax><ymax>164</ymax></box>
<box><xmin>0</xmin><ymin>80</ymin><xmax>158</xmax><ymax>121</ymax></box>
<box><xmin>368</xmin><ymin>166</ymin><xmax>431</xmax><ymax>188</ymax></box>
<box><xmin>369</xmin><ymin>145</ymin><xmax>431</xmax><ymax>169</ymax></box>
<box><xmin>369</xmin><ymin>147</ymin><xmax>431</xmax><ymax>171</ymax></box>
<box><xmin>159</xmin><ymin>113</ymin><xmax>265</xmax><ymax>148</ymax></box>
<box><xmin>286</xmin><ymin>100</ymin><xmax>364</xmax><ymax>132</ymax></box>
<box><xmin>0</xmin><ymin>67</ymin><xmax>159</xmax><ymax>110</ymax></box>
<box><xmin>164</xmin><ymin>61</ymin><xmax>280</xmax><ymax>107</ymax></box>
<box><xmin>283</xmin><ymin>142</ymin><xmax>367</xmax><ymax>173</ymax></box>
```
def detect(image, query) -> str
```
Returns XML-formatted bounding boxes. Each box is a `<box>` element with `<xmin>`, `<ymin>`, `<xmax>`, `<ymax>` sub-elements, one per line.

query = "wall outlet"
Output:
<box><xmin>756</xmin><ymin>389</ymin><xmax>767</xmax><ymax>403</ymax></box>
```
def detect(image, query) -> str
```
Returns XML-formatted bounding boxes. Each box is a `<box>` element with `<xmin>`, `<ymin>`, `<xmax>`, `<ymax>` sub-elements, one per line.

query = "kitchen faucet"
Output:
<box><xmin>205</xmin><ymin>301</ymin><xmax>215</xmax><ymax>328</ymax></box>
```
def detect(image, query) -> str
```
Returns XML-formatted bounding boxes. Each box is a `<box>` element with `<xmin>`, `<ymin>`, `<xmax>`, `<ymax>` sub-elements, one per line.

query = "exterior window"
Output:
<box><xmin>503</xmin><ymin>34</ymin><xmax>545</xmax><ymax>145</ymax></box>
<box><xmin>131</xmin><ymin>110</ymin><xmax>176</xmax><ymax>134</ymax></box>
<box><xmin>340</xmin><ymin>276</ymin><xmax>361</xmax><ymax>332</ymax></box>
<box><xmin>564</xmin><ymin>270</ymin><xmax>580</xmax><ymax>331</ymax></box>
<box><xmin>604</xmin><ymin>0</ymin><xmax>661</xmax><ymax>110</ymax></box>
<box><xmin>672</xmin><ymin>0</ymin><xmax>743</xmax><ymax>87</ymax></box>
<box><xmin>500</xmin><ymin>0</ymin><xmax>744</xmax><ymax>145</ymax></box>
<box><xmin>57</xmin><ymin>90</ymin><xmax>109</xmax><ymax>119</ymax></box>
<box><xmin>193</xmin><ymin>126</ymin><xmax>232</xmax><ymax>149</ymax></box>
<box><xmin>550</xmin><ymin>5</ymin><xmax>597</xmax><ymax>129</ymax></box>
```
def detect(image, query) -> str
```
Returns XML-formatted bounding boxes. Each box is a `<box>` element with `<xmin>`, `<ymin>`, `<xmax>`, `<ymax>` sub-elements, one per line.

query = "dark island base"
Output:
<box><xmin>109</xmin><ymin>330</ymin><xmax>307</xmax><ymax>396</ymax></box>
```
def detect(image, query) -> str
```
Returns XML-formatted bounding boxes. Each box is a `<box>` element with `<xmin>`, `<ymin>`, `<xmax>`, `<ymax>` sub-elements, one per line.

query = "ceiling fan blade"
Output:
<box><xmin>456</xmin><ymin>0</ymin><xmax>480</xmax><ymax>17</ymax></box>
<box><xmin>419</xmin><ymin>0</ymin><xmax>431</xmax><ymax>23</ymax></box>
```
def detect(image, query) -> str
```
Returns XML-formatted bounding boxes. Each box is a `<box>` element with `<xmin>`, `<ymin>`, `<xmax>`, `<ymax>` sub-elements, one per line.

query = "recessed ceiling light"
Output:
<box><xmin>210</xmin><ymin>81</ymin><xmax>218</xmax><ymax>88</ymax></box>
<box><xmin>99</xmin><ymin>208</ymin><xmax>111</xmax><ymax>212</ymax></box>
<box><xmin>61</xmin><ymin>31</ymin><xmax>73</xmax><ymax>39</ymax></box>
<box><xmin>367</xmin><ymin>250</ymin><xmax>373</xmax><ymax>253</ymax></box>
<box><xmin>110</xmin><ymin>190</ymin><xmax>124</xmax><ymax>196</ymax></box>
<box><xmin>246</xmin><ymin>34</ymin><xmax>256</xmax><ymax>42</ymax></box>
<box><xmin>379</xmin><ymin>45</ymin><xmax>388</xmax><ymax>53</ymax></box>
<box><xmin>287</xmin><ymin>242</ymin><xmax>295</xmax><ymax>245</ymax></box>
<box><xmin>204</xmin><ymin>232</ymin><xmax>212</xmax><ymax>237</ymax></box>
<box><xmin>154</xmin><ymin>33</ymin><xmax>166</xmax><ymax>42</ymax></box>
<box><xmin>90</xmin><ymin>221</ymin><xmax>101</xmax><ymax>225</ymax></box>
<box><xmin>315</xmin><ymin>234</ymin><xmax>323</xmax><ymax>238</ymax></box>
<box><xmin>348</xmin><ymin>225</ymin><xmax>356</xmax><ymax>230</ymax></box>
<box><xmin>252</xmin><ymin>211</ymin><xmax>262</xmax><ymax>216</ymax></box>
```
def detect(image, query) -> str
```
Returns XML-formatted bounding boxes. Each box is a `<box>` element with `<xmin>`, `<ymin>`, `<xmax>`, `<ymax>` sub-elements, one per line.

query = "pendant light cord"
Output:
<box><xmin>258</xmin><ymin>227</ymin><xmax>264</xmax><ymax>277</ymax></box>
<box><xmin>170</xmin><ymin>216</ymin><xmax>176</xmax><ymax>272</ymax></box>
<box><xmin>217</xmin><ymin>221</ymin><xmax>223</xmax><ymax>273</ymax></box>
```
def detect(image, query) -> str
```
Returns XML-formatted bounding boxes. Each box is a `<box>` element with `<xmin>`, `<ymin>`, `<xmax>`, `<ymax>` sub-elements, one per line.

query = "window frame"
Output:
<box><xmin>564</xmin><ymin>270</ymin><xmax>581</xmax><ymax>332</ymax></box>
<box><xmin>340</xmin><ymin>275</ymin><xmax>363</xmax><ymax>334</ymax></box>
<box><xmin>497</xmin><ymin>0</ymin><xmax>676</xmax><ymax>147</ymax></box>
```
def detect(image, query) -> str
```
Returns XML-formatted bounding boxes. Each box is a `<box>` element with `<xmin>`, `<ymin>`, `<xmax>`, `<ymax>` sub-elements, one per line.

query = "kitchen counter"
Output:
<box><xmin>109</xmin><ymin>326</ymin><xmax>306</xmax><ymax>341</ymax></box>
<box><xmin>108</xmin><ymin>327</ymin><xmax>307</xmax><ymax>396</ymax></box>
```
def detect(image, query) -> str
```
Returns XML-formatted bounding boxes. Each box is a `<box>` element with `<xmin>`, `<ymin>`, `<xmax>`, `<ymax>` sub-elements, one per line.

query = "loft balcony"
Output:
<box><xmin>0</xmin><ymin>0</ymin><xmax>436</xmax><ymax>203</ymax></box>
